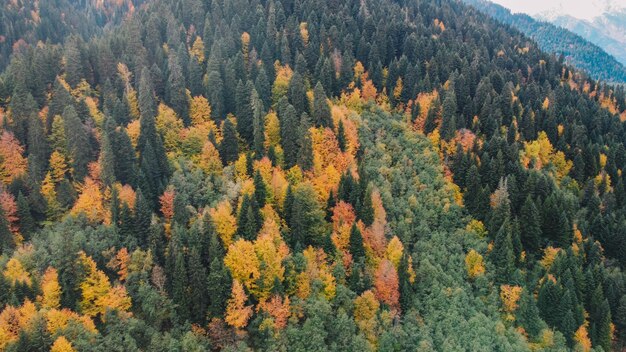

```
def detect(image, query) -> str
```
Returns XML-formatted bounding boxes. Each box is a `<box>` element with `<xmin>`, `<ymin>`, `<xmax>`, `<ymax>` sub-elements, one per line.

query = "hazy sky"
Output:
<box><xmin>490</xmin><ymin>0</ymin><xmax>626</xmax><ymax>20</ymax></box>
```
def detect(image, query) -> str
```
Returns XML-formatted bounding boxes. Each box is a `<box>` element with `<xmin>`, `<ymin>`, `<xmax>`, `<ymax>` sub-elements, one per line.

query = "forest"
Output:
<box><xmin>0</xmin><ymin>0</ymin><xmax>625</xmax><ymax>350</ymax></box>
<box><xmin>464</xmin><ymin>0</ymin><xmax>626</xmax><ymax>84</ymax></box>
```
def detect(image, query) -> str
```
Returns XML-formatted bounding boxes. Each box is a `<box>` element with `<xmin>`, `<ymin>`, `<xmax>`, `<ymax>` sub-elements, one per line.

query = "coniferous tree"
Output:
<box><xmin>207</xmin><ymin>257</ymin><xmax>231</xmax><ymax>318</ymax></box>
<box><xmin>188</xmin><ymin>248</ymin><xmax>208</xmax><ymax>324</ymax></box>
<box><xmin>349</xmin><ymin>224</ymin><xmax>365</xmax><ymax>264</ymax></box>
<box><xmin>441</xmin><ymin>89</ymin><xmax>457</xmax><ymax>140</ymax></box>
<box><xmin>0</xmin><ymin>203</ymin><xmax>14</xmax><ymax>255</ymax></box>
<box><xmin>138</xmin><ymin>67</ymin><xmax>169</xmax><ymax>205</ymax></box>
<box><xmin>16</xmin><ymin>192</ymin><xmax>35</xmax><ymax>240</ymax></box>
<box><xmin>219</xmin><ymin>118</ymin><xmax>239</xmax><ymax>165</ymax></box>
<box><xmin>491</xmin><ymin>220</ymin><xmax>515</xmax><ymax>285</ymax></box>
<box><xmin>134</xmin><ymin>190</ymin><xmax>152</xmax><ymax>247</ymax></box>
<box><xmin>172</xmin><ymin>249</ymin><xmax>190</xmax><ymax>321</ymax></box>
<box><xmin>167</xmin><ymin>54</ymin><xmax>189</xmax><ymax>125</ymax></box>
<box><xmin>289</xmin><ymin>183</ymin><xmax>326</xmax><ymax>249</ymax></box>
<box><xmin>520</xmin><ymin>196</ymin><xmax>541</xmax><ymax>255</ymax></box>
<box><xmin>288</xmin><ymin>71</ymin><xmax>308</xmax><ymax>117</ymax></box>
<box><xmin>337</xmin><ymin>119</ymin><xmax>347</xmax><ymax>152</ymax></box>
<box><xmin>297</xmin><ymin>114</ymin><xmax>314</xmax><ymax>171</ymax></box>
<box><xmin>281</xmin><ymin>104</ymin><xmax>300</xmax><ymax>168</ymax></box>
<box><xmin>113</xmin><ymin>127</ymin><xmax>138</xmax><ymax>186</ymax></box>
<box><xmin>312</xmin><ymin>82</ymin><xmax>332</xmax><ymax>128</ymax></box>
<box><xmin>252</xmin><ymin>89</ymin><xmax>265</xmax><ymax>158</ymax></box>
<box><xmin>254</xmin><ymin>171</ymin><xmax>267</xmax><ymax>209</ymax></box>
<box><xmin>62</xmin><ymin>105</ymin><xmax>92</xmax><ymax>181</ymax></box>
<box><xmin>236</xmin><ymin>80</ymin><xmax>254</xmax><ymax>144</ymax></box>
<box><xmin>206</xmin><ymin>70</ymin><xmax>225</xmax><ymax>119</ymax></box>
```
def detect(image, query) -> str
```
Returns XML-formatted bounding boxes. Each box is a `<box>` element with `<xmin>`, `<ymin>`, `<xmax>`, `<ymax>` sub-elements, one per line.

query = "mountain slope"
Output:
<box><xmin>0</xmin><ymin>0</ymin><xmax>625</xmax><ymax>350</ymax></box>
<box><xmin>465</xmin><ymin>0</ymin><xmax>626</xmax><ymax>83</ymax></box>
<box><xmin>0</xmin><ymin>0</ymin><xmax>143</xmax><ymax>71</ymax></box>
<box><xmin>541</xmin><ymin>10</ymin><xmax>626</xmax><ymax>67</ymax></box>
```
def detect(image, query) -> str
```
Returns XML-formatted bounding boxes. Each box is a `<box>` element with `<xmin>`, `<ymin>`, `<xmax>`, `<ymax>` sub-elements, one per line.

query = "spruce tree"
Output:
<box><xmin>138</xmin><ymin>67</ymin><xmax>169</xmax><ymax>205</ymax></box>
<box><xmin>236</xmin><ymin>80</ymin><xmax>254</xmax><ymax>144</ymax></box>
<box><xmin>520</xmin><ymin>196</ymin><xmax>541</xmax><ymax>255</ymax></box>
<box><xmin>134</xmin><ymin>190</ymin><xmax>152</xmax><ymax>247</ymax></box>
<box><xmin>491</xmin><ymin>220</ymin><xmax>515</xmax><ymax>285</ymax></box>
<box><xmin>348</xmin><ymin>224</ymin><xmax>365</xmax><ymax>263</ymax></box>
<box><xmin>16</xmin><ymin>192</ymin><xmax>35</xmax><ymax>240</ymax></box>
<box><xmin>254</xmin><ymin>171</ymin><xmax>267</xmax><ymax>208</ymax></box>
<box><xmin>297</xmin><ymin>114</ymin><xmax>314</xmax><ymax>171</ymax></box>
<box><xmin>188</xmin><ymin>248</ymin><xmax>208</xmax><ymax>324</ymax></box>
<box><xmin>167</xmin><ymin>54</ymin><xmax>189</xmax><ymax>125</ymax></box>
<box><xmin>206</xmin><ymin>70</ymin><xmax>225</xmax><ymax>119</ymax></box>
<box><xmin>172</xmin><ymin>249</ymin><xmax>190</xmax><ymax>321</ymax></box>
<box><xmin>337</xmin><ymin>119</ymin><xmax>347</xmax><ymax>152</ymax></box>
<box><xmin>207</xmin><ymin>257</ymin><xmax>231</xmax><ymax>318</ymax></box>
<box><xmin>281</xmin><ymin>104</ymin><xmax>299</xmax><ymax>168</ymax></box>
<box><xmin>312</xmin><ymin>82</ymin><xmax>332</xmax><ymax>128</ymax></box>
<box><xmin>62</xmin><ymin>105</ymin><xmax>92</xmax><ymax>181</ymax></box>
<box><xmin>219</xmin><ymin>118</ymin><xmax>239</xmax><ymax>165</ymax></box>
<box><xmin>441</xmin><ymin>89</ymin><xmax>457</xmax><ymax>140</ymax></box>
<box><xmin>0</xmin><ymin>203</ymin><xmax>15</xmax><ymax>255</ymax></box>
<box><xmin>288</xmin><ymin>71</ymin><xmax>308</xmax><ymax>117</ymax></box>
<box><xmin>252</xmin><ymin>89</ymin><xmax>265</xmax><ymax>158</ymax></box>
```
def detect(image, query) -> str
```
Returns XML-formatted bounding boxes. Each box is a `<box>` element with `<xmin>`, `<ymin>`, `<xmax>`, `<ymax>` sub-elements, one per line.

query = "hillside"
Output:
<box><xmin>0</xmin><ymin>0</ymin><xmax>144</xmax><ymax>71</ymax></box>
<box><xmin>0</xmin><ymin>0</ymin><xmax>625</xmax><ymax>350</ymax></box>
<box><xmin>465</xmin><ymin>0</ymin><xmax>626</xmax><ymax>84</ymax></box>
<box><xmin>541</xmin><ymin>10</ymin><xmax>626</xmax><ymax>67</ymax></box>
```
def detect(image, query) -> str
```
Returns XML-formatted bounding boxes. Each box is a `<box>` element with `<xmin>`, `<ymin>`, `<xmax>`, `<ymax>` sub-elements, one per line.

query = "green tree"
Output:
<box><xmin>519</xmin><ymin>196</ymin><xmax>541</xmax><ymax>255</ymax></box>
<box><xmin>348</xmin><ymin>224</ymin><xmax>365</xmax><ymax>263</ymax></box>
<box><xmin>312</xmin><ymin>82</ymin><xmax>332</xmax><ymax>128</ymax></box>
<box><xmin>62</xmin><ymin>105</ymin><xmax>92</xmax><ymax>181</ymax></box>
<box><xmin>219</xmin><ymin>118</ymin><xmax>239</xmax><ymax>165</ymax></box>
<box><xmin>289</xmin><ymin>182</ymin><xmax>327</xmax><ymax>249</ymax></box>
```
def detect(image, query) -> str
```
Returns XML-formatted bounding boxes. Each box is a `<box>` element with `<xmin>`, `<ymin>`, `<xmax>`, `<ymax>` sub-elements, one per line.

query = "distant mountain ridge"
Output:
<box><xmin>538</xmin><ymin>9</ymin><xmax>626</xmax><ymax>67</ymax></box>
<box><xmin>464</xmin><ymin>0</ymin><xmax>626</xmax><ymax>83</ymax></box>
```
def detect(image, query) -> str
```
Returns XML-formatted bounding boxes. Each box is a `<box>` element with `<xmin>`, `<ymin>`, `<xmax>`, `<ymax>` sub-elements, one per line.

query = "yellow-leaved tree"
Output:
<box><xmin>50</xmin><ymin>336</ymin><xmax>75</xmax><ymax>352</ymax></box>
<box><xmin>38</xmin><ymin>267</ymin><xmax>61</xmax><ymax>309</ymax></box>
<box><xmin>71</xmin><ymin>177</ymin><xmax>107</xmax><ymax>223</ymax></box>
<box><xmin>225</xmin><ymin>280</ymin><xmax>253</xmax><ymax>329</ymax></box>
<box><xmin>465</xmin><ymin>249</ymin><xmax>485</xmax><ymax>279</ymax></box>
<box><xmin>210</xmin><ymin>201</ymin><xmax>237</xmax><ymax>246</ymax></box>
<box><xmin>79</xmin><ymin>252</ymin><xmax>131</xmax><ymax>318</ymax></box>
